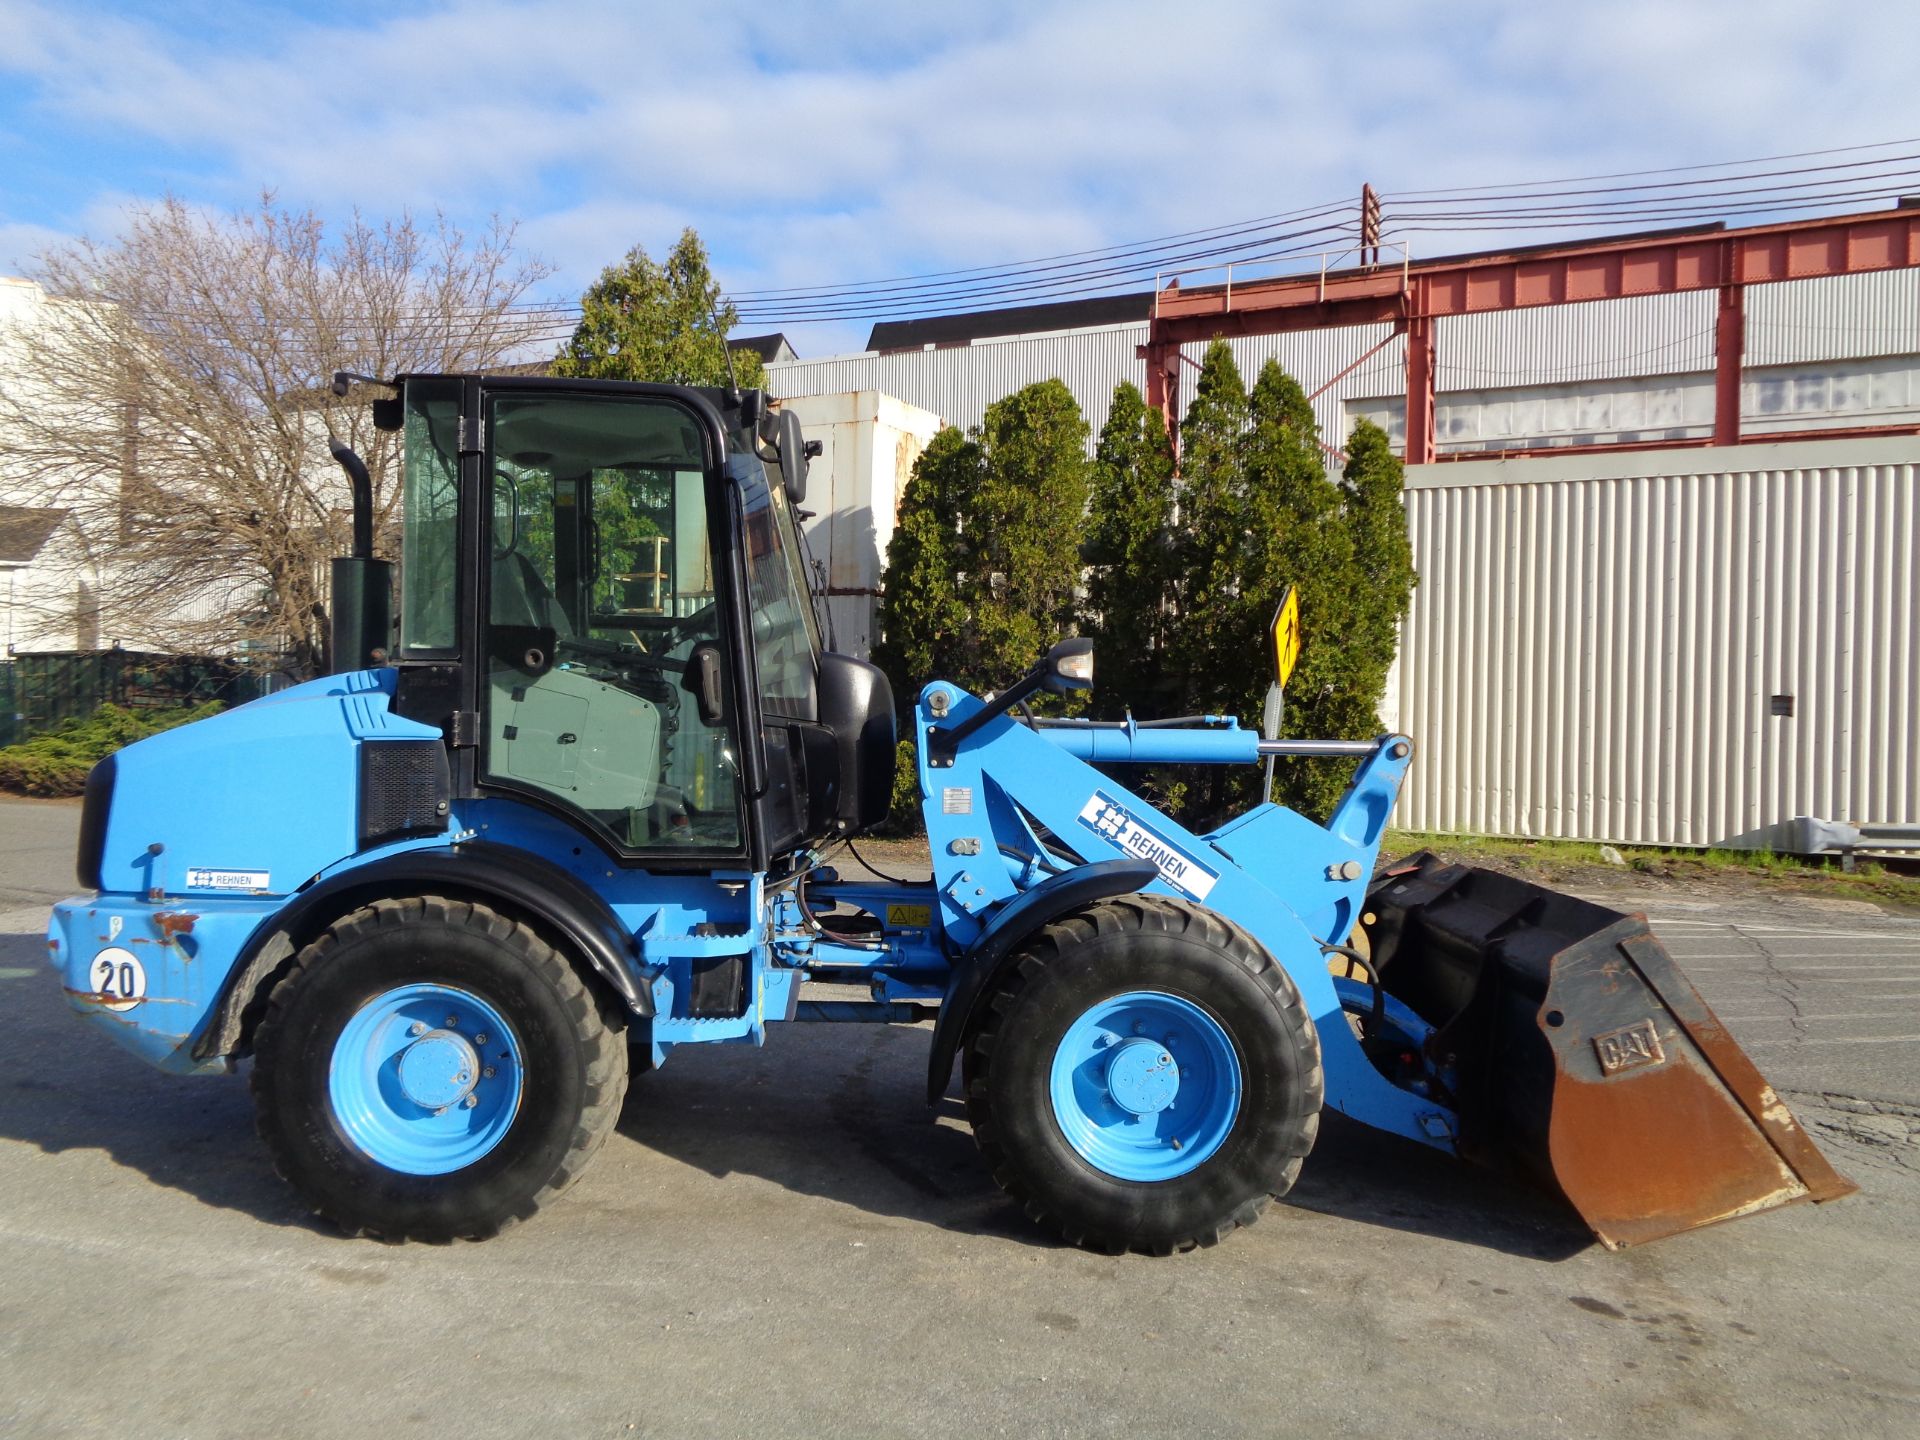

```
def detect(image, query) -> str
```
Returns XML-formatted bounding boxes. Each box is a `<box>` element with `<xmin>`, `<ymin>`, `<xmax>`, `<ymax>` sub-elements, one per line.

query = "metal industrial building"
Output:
<box><xmin>764</xmin><ymin>210</ymin><xmax>1920</xmax><ymax>852</ymax></box>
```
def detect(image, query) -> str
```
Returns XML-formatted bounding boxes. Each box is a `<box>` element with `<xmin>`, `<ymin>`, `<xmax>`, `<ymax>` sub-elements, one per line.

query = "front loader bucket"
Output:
<box><xmin>1365</xmin><ymin>854</ymin><xmax>1856</xmax><ymax>1248</ymax></box>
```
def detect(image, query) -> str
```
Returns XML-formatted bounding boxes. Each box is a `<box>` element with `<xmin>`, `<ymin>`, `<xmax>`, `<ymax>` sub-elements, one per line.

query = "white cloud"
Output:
<box><xmin>1</xmin><ymin>0</ymin><xmax>1917</xmax><ymax>354</ymax></box>
<box><xmin>0</xmin><ymin>220</ymin><xmax>69</xmax><ymax>277</ymax></box>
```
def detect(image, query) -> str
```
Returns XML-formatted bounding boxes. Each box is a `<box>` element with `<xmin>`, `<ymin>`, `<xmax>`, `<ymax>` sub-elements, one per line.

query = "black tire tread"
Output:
<box><xmin>964</xmin><ymin>893</ymin><xmax>1323</xmax><ymax>1256</ymax></box>
<box><xmin>251</xmin><ymin>894</ymin><xmax>628</xmax><ymax>1242</ymax></box>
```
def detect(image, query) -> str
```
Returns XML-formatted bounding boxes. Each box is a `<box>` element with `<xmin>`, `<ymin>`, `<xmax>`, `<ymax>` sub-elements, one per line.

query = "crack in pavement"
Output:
<box><xmin>1780</xmin><ymin>1088</ymin><xmax>1920</xmax><ymax>1175</ymax></box>
<box><xmin>1734</xmin><ymin>926</ymin><xmax>1810</xmax><ymax>1044</ymax></box>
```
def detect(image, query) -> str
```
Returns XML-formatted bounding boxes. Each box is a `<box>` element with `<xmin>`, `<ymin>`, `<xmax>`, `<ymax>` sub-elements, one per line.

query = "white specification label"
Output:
<box><xmin>185</xmin><ymin>868</ymin><xmax>271</xmax><ymax>891</ymax></box>
<box><xmin>941</xmin><ymin>787</ymin><xmax>973</xmax><ymax>815</ymax></box>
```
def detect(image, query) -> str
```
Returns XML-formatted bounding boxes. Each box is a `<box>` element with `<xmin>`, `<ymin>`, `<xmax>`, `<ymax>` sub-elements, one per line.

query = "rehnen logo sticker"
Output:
<box><xmin>185</xmin><ymin>868</ymin><xmax>271</xmax><ymax>891</ymax></box>
<box><xmin>1075</xmin><ymin>790</ymin><xmax>1219</xmax><ymax>901</ymax></box>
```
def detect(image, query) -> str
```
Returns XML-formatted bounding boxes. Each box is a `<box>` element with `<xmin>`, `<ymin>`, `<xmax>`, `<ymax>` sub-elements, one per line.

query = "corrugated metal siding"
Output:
<box><xmin>1748</xmin><ymin>269</ymin><xmax>1920</xmax><ymax>365</ymax></box>
<box><xmin>769</xmin><ymin>324</ymin><xmax>1148</xmax><ymax>437</ymax></box>
<box><xmin>1394</xmin><ymin>438</ymin><xmax>1920</xmax><ymax>845</ymax></box>
<box><xmin>1439</xmin><ymin>293</ymin><xmax>1718</xmax><ymax>388</ymax></box>
<box><xmin>769</xmin><ymin>274</ymin><xmax>1920</xmax><ymax>457</ymax></box>
<box><xmin>1195</xmin><ymin>325</ymin><xmax>1404</xmax><ymax>448</ymax></box>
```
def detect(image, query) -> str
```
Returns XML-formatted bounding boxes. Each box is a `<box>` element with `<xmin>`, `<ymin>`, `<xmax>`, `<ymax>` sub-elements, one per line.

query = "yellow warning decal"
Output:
<box><xmin>886</xmin><ymin>904</ymin><xmax>933</xmax><ymax>929</ymax></box>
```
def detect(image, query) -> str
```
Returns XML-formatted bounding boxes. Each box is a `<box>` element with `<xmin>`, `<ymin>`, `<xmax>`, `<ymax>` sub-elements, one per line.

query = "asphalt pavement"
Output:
<box><xmin>2</xmin><ymin>798</ymin><xmax>1916</xmax><ymax>1438</ymax></box>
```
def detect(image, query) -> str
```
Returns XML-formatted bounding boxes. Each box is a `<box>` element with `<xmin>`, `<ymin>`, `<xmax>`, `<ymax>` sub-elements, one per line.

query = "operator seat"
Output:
<box><xmin>491</xmin><ymin>550</ymin><xmax>575</xmax><ymax>638</ymax></box>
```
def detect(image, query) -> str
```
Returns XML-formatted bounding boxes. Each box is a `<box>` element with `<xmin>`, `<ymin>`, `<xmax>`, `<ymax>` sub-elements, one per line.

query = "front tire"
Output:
<box><xmin>964</xmin><ymin>895</ymin><xmax>1323</xmax><ymax>1255</ymax></box>
<box><xmin>251</xmin><ymin>896</ymin><xmax>628</xmax><ymax>1241</ymax></box>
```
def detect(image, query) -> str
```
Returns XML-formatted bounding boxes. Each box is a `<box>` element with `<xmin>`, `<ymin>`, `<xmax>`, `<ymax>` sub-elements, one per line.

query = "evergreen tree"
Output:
<box><xmin>872</xmin><ymin>425</ymin><xmax>978</xmax><ymax>707</ymax></box>
<box><xmin>553</xmin><ymin>228</ymin><xmax>766</xmax><ymax>389</ymax></box>
<box><xmin>872</xmin><ymin>386</ymin><xmax>1089</xmax><ymax>832</ymax></box>
<box><xmin>1084</xmin><ymin>382</ymin><xmax>1177</xmax><ymax>718</ymax></box>
<box><xmin>1142</xmin><ymin>346</ymin><xmax>1418</xmax><ymax>824</ymax></box>
<box><xmin>1167</xmin><ymin>341</ymin><xmax>1250</xmax><ymax>725</ymax></box>
<box><xmin>1242</xmin><ymin>359</ymin><xmax>1356</xmax><ymax>818</ymax></box>
<box><xmin>1339</xmin><ymin>417</ymin><xmax>1418</xmax><ymax>689</ymax></box>
<box><xmin>962</xmin><ymin>379</ymin><xmax>1092</xmax><ymax>692</ymax></box>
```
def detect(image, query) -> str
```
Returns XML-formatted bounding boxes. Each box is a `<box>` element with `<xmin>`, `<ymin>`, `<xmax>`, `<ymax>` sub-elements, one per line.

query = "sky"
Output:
<box><xmin>2</xmin><ymin>0</ymin><xmax>1919</xmax><ymax>357</ymax></box>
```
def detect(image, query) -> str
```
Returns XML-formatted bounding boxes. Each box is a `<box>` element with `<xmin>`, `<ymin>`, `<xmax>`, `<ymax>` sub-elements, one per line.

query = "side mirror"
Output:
<box><xmin>683</xmin><ymin>642</ymin><xmax>727</xmax><ymax>727</ymax></box>
<box><xmin>1042</xmin><ymin>637</ymin><xmax>1094</xmax><ymax>695</ymax></box>
<box><xmin>777</xmin><ymin>407</ymin><xmax>808</xmax><ymax>507</ymax></box>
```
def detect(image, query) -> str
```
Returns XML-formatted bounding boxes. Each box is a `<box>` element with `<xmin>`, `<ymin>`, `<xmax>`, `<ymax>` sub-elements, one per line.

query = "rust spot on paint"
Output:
<box><xmin>154</xmin><ymin>911</ymin><xmax>198</xmax><ymax>940</ymax></box>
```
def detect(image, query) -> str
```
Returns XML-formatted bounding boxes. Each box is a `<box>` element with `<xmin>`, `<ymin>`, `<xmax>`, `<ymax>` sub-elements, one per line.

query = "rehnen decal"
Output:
<box><xmin>186</xmin><ymin>868</ymin><xmax>271</xmax><ymax>891</ymax></box>
<box><xmin>1075</xmin><ymin>790</ymin><xmax>1219</xmax><ymax>901</ymax></box>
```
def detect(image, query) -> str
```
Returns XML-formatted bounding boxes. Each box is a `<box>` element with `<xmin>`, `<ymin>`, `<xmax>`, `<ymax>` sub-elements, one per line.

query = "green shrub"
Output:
<box><xmin>881</xmin><ymin>737</ymin><xmax>924</xmax><ymax>836</ymax></box>
<box><xmin>0</xmin><ymin>702</ymin><xmax>224</xmax><ymax>797</ymax></box>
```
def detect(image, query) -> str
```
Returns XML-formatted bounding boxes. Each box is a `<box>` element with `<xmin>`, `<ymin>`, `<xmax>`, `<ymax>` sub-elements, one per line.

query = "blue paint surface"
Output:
<box><xmin>47</xmin><ymin>653</ymin><xmax>1459</xmax><ymax>1164</ymax></box>
<box><xmin>329</xmin><ymin>983</ymin><xmax>526</xmax><ymax>1175</ymax></box>
<box><xmin>1048</xmin><ymin>991</ymin><xmax>1241</xmax><ymax>1181</ymax></box>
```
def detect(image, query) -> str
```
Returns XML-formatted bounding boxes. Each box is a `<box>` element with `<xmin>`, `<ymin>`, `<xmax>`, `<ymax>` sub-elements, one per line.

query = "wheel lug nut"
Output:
<box><xmin>463</xmin><ymin>1094</ymin><xmax>478</xmax><ymax>1108</ymax></box>
<box><xmin>482</xmin><ymin>1066</ymin><xmax>495</xmax><ymax>1079</ymax></box>
<box><xmin>445</xmin><ymin>1014</ymin><xmax>459</xmax><ymax>1027</ymax></box>
<box><xmin>473</xmin><ymin>1033</ymin><xmax>488</xmax><ymax>1046</ymax></box>
<box><xmin>409</xmin><ymin>1022</ymin><xmax>427</xmax><ymax>1036</ymax></box>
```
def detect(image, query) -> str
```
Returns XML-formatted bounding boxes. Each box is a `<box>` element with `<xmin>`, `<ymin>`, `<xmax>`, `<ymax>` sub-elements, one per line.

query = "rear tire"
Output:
<box><xmin>964</xmin><ymin>895</ymin><xmax>1323</xmax><ymax>1255</ymax></box>
<box><xmin>251</xmin><ymin>896</ymin><xmax>628</xmax><ymax>1241</ymax></box>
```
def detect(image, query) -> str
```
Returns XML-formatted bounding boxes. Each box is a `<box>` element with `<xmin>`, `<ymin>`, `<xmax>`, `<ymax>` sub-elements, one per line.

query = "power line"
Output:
<box><xmin>731</xmin><ymin>141</ymin><xmax>1920</xmax><ymax>308</ymax></box>
<box><xmin>72</xmin><ymin>138</ymin><xmax>1920</xmax><ymax>342</ymax></box>
<box><xmin>1381</xmin><ymin>135</ymin><xmax>1920</xmax><ymax>198</ymax></box>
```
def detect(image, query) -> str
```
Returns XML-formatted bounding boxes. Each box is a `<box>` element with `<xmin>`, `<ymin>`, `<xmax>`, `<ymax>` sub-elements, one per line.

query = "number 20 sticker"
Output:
<box><xmin>89</xmin><ymin>947</ymin><xmax>147</xmax><ymax>1011</ymax></box>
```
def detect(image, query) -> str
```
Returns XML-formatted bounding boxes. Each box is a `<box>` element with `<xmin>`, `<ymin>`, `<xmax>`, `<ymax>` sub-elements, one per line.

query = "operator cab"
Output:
<box><xmin>374</xmin><ymin>374</ymin><xmax>892</xmax><ymax>872</ymax></box>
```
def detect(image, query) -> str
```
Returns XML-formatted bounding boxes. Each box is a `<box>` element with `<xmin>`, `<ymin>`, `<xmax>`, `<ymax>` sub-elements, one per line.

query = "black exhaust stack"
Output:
<box><xmin>327</xmin><ymin>432</ymin><xmax>392</xmax><ymax>674</ymax></box>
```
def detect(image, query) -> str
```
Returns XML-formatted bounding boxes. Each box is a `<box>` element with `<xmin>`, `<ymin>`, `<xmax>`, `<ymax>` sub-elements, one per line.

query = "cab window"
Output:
<box><xmin>482</xmin><ymin>392</ymin><xmax>742</xmax><ymax>854</ymax></box>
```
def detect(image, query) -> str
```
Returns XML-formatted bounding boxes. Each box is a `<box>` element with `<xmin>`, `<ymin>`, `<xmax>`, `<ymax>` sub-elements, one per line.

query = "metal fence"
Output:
<box><xmin>0</xmin><ymin>650</ymin><xmax>277</xmax><ymax>748</ymax></box>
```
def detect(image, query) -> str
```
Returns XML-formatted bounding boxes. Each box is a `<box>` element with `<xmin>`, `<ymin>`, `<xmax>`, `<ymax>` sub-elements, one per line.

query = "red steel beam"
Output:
<box><xmin>1435</xmin><ymin>420</ymin><xmax>1920</xmax><ymax>465</ymax></box>
<box><xmin>1404</xmin><ymin>315</ymin><xmax>1436</xmax><ymax>465</ymax></box>
<box><xmin>1149</xmin><ymin>206</ymin><xmax>1920</xmax><ymax>345</ymax></box>
<box><xmin>1714</xmin><ymin>283</ymin><xmax>1745</xmax><ymax>446</ymax></box>
<box><xmin>1145</xmin><ymin>205</ymin><xmax>1920</xmax><ymax>461</ymax></box>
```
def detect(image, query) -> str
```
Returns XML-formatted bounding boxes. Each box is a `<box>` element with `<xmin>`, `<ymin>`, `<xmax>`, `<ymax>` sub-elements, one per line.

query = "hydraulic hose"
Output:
<box><xmin>1322</xmin><ymin>942</ymin><xmax>1386</xmax><ymax>1035</ymax></box>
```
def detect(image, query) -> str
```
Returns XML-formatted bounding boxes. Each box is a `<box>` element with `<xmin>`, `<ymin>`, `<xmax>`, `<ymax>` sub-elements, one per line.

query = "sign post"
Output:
<box><xmin>1263</xmin><ymin>586</ymin><xmax>1300</xmax><ymax>797</ymax></box>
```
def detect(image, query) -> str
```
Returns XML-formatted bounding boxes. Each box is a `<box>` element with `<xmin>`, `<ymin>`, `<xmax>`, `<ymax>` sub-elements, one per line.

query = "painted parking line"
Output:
<box><xmin>1682</xmin><ymin>963</ymin><xmax>1920</xmax><ymax>973</ymax></box>
<box><xmin>1719</xmin><ymin>1010</ymin><xmax>1920</xmax><ymax>1023</ymax></box>
<box><xmin>1745</xmin><ymin>1033</ymin><xmax>1920</xmax><ymax>1047</ymax></box>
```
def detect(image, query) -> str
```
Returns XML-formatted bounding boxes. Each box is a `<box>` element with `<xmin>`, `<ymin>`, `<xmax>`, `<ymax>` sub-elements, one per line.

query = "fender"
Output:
<box><xmin>196</xmin><ymin>840</ymin><xmax>649</xmax><ymax>1062</ymax></box>
<box><xmin>925</xmin><ymin>858</ymin><xmax>1157</xmax><ymax>1104</ymax></box>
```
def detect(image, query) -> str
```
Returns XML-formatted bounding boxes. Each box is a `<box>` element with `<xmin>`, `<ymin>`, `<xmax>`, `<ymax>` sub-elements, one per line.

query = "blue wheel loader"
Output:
<box><xmin>47</xmin><ymin>372</ymin><xmax>1854</xmax><ymax>1253</ymax></box>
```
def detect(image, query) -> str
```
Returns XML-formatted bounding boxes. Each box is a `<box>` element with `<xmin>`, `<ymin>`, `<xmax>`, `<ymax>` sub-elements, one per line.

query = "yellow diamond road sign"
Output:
<box><xmin>1271</xmin><ymin>586</ymin><xmax>1301</xmax><ymax>690</ymax></box>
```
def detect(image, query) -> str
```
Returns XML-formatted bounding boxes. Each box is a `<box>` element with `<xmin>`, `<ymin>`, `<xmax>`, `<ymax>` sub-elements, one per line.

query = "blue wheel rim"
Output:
<box><xmin>1048</xmin><ymin>990</ymin><xmax>1242</xmax><ymax>1182</ymax></box>
<box><xmin>328</xmin><ymin>983</ymin><xmax>525</xmax><ymax>1175</ymax></box>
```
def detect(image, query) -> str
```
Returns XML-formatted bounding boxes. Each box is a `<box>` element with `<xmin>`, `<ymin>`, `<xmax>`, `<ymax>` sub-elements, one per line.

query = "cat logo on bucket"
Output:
<box><xmin>1592</xmin><ymin>1020</ymin><xmax>1666</xmax><ymax>1076</ymax></box>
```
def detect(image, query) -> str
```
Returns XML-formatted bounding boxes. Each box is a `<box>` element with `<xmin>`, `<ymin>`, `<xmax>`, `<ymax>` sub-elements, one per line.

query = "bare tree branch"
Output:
<box><xmin>0</xmin><ymin>196</ymin><xmax>554</xmax><ymax>673</ymax></box>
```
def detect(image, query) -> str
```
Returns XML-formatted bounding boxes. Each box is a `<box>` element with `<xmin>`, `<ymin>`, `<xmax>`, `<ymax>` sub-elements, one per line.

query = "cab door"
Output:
<box><xmin>478</xmin><ymin>388</ymin><xmax>749</xmax><ymax>861</ymax></box>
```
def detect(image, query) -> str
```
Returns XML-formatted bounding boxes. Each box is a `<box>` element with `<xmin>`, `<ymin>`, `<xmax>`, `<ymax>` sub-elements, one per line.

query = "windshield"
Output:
<box><xmin>728</xmin><ymin>422</ymin><xmax>824</xmax><ymax>717</ymax></box>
